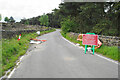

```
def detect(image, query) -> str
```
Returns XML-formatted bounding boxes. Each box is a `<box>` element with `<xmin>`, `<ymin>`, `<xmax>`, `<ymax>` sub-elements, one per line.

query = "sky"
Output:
<box><xmin>0</xmin><ymin>0</ymin><xmax>61</xmax><ymax>22</ymax></box>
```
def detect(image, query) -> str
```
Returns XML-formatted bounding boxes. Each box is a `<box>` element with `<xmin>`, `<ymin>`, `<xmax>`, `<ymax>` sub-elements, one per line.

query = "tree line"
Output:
<box><xmin>1</xmin><ymin>2</ymin><xmax>119</xmax><ymax>36</ymax></box>
<box><xmin>20</xmin><ymin>2</ymin><xmax>120</xmax><ymax>36</ymax></box>
<box><xmin>0</xmin><ymin>14</ymin><xmax>16</xmax><ymax>23</ymax></box>
<box><xmin>50</xmin><ymin>2</ymin><xmax>119</xmax><ymax>36</ymax></box>
<box><xmin>4</xmin><ymin>16</ymin><xmax>15</xmax><ymax>23</ymax></box>
<box><xmin>20</xmin><ymin>14</ymin><xmax>49</xmax><ymax>26</ymax></box>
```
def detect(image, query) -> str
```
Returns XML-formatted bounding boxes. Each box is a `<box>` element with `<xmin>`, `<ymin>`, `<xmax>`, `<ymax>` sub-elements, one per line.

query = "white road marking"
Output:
<box><xmin>61</xmin><ymin>36</ymin><xmax>77</xmax><ymax>47</ymax></box>
<box><xmin>95</xmin><ymin>54</ymin><xmax>118</xmax><ymax>64</ymax></box>
<box><xmin>7</xmin><ymin>54</ymin><xmax>25</xmax><ymax>78</ymax></box>
<box><xmin>7</xmin><ymin>68</ymin><xmax>16</xmax><ymax>78</ymax></box>
<box><xmin>61</xmin><ymin>36</ymin><xmax>118</xmax><ymax>65</ymax></box>
<box><xmin>2</xmin><ymin>35</ymin><xmax>118</xmax><ymax>79</ymax></box>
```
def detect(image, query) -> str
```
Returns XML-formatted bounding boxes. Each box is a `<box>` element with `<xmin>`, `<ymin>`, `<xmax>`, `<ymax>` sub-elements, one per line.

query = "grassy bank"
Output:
<box><xmin>61</xmin><ymin>31</ymin><xmax>118</xmax><ymax>61</ymax></box>
<box><xmin>1</xmin><ymin>29</ymin><xmax>56</xmax><ymax>77</ymax></box>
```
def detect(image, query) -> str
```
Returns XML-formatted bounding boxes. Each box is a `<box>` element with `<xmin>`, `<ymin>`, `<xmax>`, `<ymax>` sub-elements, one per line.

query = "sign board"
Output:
<box><xmin>82</xmin><ymin>34</ymin><xmax>98</xmax><ymax>46</ymax></box>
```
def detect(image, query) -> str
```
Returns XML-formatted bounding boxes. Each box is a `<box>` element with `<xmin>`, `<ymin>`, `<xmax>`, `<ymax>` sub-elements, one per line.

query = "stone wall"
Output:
<box><xmin>2</xmin><ymin>28</ymin><xmax>51</xmax><ymax>39</ymax></box>
<box><xmin>2</xmin><ymin>23</ymin><xmax>45</xmax><ymax>30</ymax></box>
<box><xmin>69</xmin><ymin>32</ymin><xmax>120</xmax><ymax>46</ymax></box>
<box><xmin>98</xmin><ymin>35</ymin><xmax>120</xmax><ymax>46</ymax></box>
<box><xmin>1</xmin><ymin>23</ymin><xmax>52</xmax><ymax>39</ymax></box>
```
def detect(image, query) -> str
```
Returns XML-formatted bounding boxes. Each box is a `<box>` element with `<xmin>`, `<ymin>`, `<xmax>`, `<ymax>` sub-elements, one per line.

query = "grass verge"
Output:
<box><xmin>61</xmin><ymin>31</ymin><xmax>118</xmax><ymax>61</ymax></box>
<box><xmin>1</xmin><ymin>28</ymin><xmax>56</xmax><ymax>77</ymax></box>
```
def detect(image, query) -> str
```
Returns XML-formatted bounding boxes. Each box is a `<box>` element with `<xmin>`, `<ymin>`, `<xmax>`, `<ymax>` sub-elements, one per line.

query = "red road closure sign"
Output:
<box><xmin>82</xmin><ymin>34</ymin><xmax>98</xmax><ymax>45</ymax></box>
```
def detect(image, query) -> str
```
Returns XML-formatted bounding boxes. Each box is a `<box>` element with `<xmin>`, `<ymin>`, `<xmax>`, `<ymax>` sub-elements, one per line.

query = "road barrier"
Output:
<box><xmin>77</xmin><ymin>33</ymin><xmax>102</xmax><ymax>55</ymax></box>
<box><xmin>18</xmin><ymin>34</ymin><xmax>21</xmax><ymax>41</ymax></box>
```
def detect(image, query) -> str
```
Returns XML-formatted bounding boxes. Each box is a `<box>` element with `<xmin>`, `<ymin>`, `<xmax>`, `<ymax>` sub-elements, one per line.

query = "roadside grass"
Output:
<box><xmin>95</xmin><ymin>45</ymin><xmax>118</xmax><ymax>61</ymax></box>
<box><xmin>61</xmin><ymin>32</ymin><xmax>84</xmax><ymax>47</ymax></box>
<box><xmin>1</xmin><ymin>28</ymin><xmax>56</xmax><ymax>77</ymax></box>
<box><xmin>61</xmin><ymin>31</ymin><xmax>118</xmax><ymax>61</ymax></box>
<box><xmin>0</xmin><ymin>41</ymin><xmax>2</xmax><ymax>77</ymax></box>
<box><xmin>118</xmin><ymin>47</ymin><xmax>120</xmax><ymax>62</ymax></box>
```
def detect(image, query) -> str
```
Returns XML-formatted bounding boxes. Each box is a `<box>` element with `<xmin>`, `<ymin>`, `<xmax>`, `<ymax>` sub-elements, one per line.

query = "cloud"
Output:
<box><xmin>0</xmin><ymin>0</ymin><xmax>61</xmax><ymax>22</ymax></box>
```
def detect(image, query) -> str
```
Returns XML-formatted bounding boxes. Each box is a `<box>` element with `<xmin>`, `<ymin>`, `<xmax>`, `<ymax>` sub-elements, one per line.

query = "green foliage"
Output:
<box><xmin>4</xmin><ymin>17</ymin><xmax>9</xmax><ymax>23</ymax></box>
<box><xmin>9</xmin><ymin>16</ymin><xmax>15</xmax><ymax>23</ymax></box>
<box><xmin>95</xmin><ymin>45</ymin><xmax>118</xmax><ymax>61</ymax></box>
<box><xmin>24</xmin><ymin>20</ymin><xmax>29</xmax><ymax>25</ymax></box>
<box><xmin>108</xmin><ymin>29</ymin><xmax>118</xmax><ymax>36</ymax></box>
<box><xmin>0</xmin><ymin>40</ymin><xmax>2</xmax><ymax>77</ymax></box>
<box><xmin>47</xmin><ymin>10</ymin><xmax>61</xmax><ymax>28</ymax></box>
<box><xmin>60</xmin><ymin>2</ymin><xmax>119</xmax><ymax>36</ymax></box>
<box><xmin>61</xmin><ymin>31</ymin><xmax>84</xmax><ymax>47</ymax></box>
<box><xmin>61</xmin><ymin>16</ymin><xmax>78</xmax><ymax>33</ymax></box>
<box><xmin>39</xmin><ymin>13</ymin><xmax>49</xmax><ymax>26</ymax></box>
<box><xmin>20</xmin><ymin>17</ymin><xmax>41</xmax><ymax>25</ymax></box>
<box><xmin>0</xmin><ymin>14</ymin><xmax>1</xmax><ymax>21</ymax></box>
<box><xmin>92</xmin><ymin>19</ymin><xmax>112</xmax><ymax>35</ymax></box>
<box><xmin>119</xmin><ymin>47</ymin><xmax>120</xmax><ymax>62</ymax></box>
<box><xmin>21</xmin><ymin>2</ymin><xmax>119</xmax><ymax>36</ymax></box>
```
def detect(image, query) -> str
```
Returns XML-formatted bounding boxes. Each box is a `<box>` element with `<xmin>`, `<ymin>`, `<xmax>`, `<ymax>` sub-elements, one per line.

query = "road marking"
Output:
<box><xmin>95</xmin><ymin>54</ymin><xmax>118</xmax><ymax>64</ymax></box>
<box><xmin>7</xmin><ymin>68</ymin><xmax>16</xmax><ymax>78</ymax></box>
<box><xmin>61</xmin><ymin>36</ymin><xmax>77</xmax><ymax>47</ymax></box>
<box><xmin>7</xmin><ymin>54</ymin><xmax>25</xmax><ymax>78</ymax></box>
<box><xmin>3</xmin><ymin>35</ymin><xmax>118</xmax><ymax>79</ymax></box>
<box><xmin>64</xmin><ymin>57</ymin><xmax>75</xmax><ymax>61</ymax></box>
<box><xmin>61</xmin><ymin>36</ymin><xmax>119</xmax><ymax>65</ymax></box>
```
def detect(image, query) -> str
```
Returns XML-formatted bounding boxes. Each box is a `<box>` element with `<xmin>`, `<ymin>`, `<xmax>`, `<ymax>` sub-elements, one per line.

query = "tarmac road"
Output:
<box><xmin>10</xmin><ymin>29</ymin><xmax>118</xmax><ymax>78</ymax></box>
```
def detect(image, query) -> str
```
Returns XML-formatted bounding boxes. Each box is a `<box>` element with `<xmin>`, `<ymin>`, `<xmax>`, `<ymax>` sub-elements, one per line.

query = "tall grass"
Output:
<box><xmin>61</xmin><ymin>31</ymin><xmax>118</xmax><ymax>61</ymax></box>
<box><xmin>0</xmin><ymin>40</ymin><xmax>2</xmax><ymax>77</ymax></box>
<box><xmin>1</xmin><ymin>29</ymin><xmax>56</xmax><ymax>77</ymax></box>
<box><xmin>95</xmin><ymin>45</ymin><xmax>118</xmax><ymax>61</ymax></box>
<box><xmin>61</xmin><ymin>32</ymin><xmax>85</xmax><ymax>47</ymax></box>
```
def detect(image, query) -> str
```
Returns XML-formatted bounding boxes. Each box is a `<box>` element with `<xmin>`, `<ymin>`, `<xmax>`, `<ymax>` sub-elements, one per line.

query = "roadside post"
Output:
<box><xmin>18</xmin><ymin>34</ymin><xmax>21</xmax><ymax>41</ymax></box>
<box><xmin>82</xmin><ymin>33</ymin><xmax>98</xmax><ymax>55</ymax></box>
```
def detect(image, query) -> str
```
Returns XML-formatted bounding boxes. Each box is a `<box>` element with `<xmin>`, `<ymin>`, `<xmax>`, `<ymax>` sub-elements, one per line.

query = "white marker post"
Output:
<box><xmin>36</xmin><ymin>31</ymin><xmax>40</xmax><ymax>35</ymax></box>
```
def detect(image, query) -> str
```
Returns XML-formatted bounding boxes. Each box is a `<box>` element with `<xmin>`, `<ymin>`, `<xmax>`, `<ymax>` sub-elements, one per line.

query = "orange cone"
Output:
<box><xmin>18</xmin><ymin>34</ymin><xmax>21</xmax><ymax>41</ymax></box>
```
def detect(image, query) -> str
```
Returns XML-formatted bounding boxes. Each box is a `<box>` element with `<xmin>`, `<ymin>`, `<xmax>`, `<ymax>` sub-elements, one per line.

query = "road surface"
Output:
<box><xmin>10</xmin><ymin>29</ymin><xmax>118</xmax><ymax>78</ymax></box>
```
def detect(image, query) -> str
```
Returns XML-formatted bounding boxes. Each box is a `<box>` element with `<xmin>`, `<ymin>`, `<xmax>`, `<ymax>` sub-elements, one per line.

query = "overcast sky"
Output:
<box><xmin>0</xmin><ymin>0</ymin><xmax>61</xmax><ymax>22</ymax></box>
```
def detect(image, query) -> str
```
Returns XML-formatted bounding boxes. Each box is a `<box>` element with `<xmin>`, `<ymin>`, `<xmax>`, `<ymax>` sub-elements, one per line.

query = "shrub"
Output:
<box><xmin>92</xmin><ymin>19</ymin><xmax>113</xmax><ymax>35</ymax></box>
<box><xmin>61</xmin><ymin>16</ymin><xmax>78</xmax><ymax>34</ymax></box>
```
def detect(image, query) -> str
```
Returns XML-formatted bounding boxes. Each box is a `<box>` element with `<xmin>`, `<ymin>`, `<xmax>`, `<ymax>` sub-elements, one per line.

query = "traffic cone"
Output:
<box><xmin>18</xmin><ymin>34</ymin><xmax>21</xmax><ymax>41</ymax></box>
